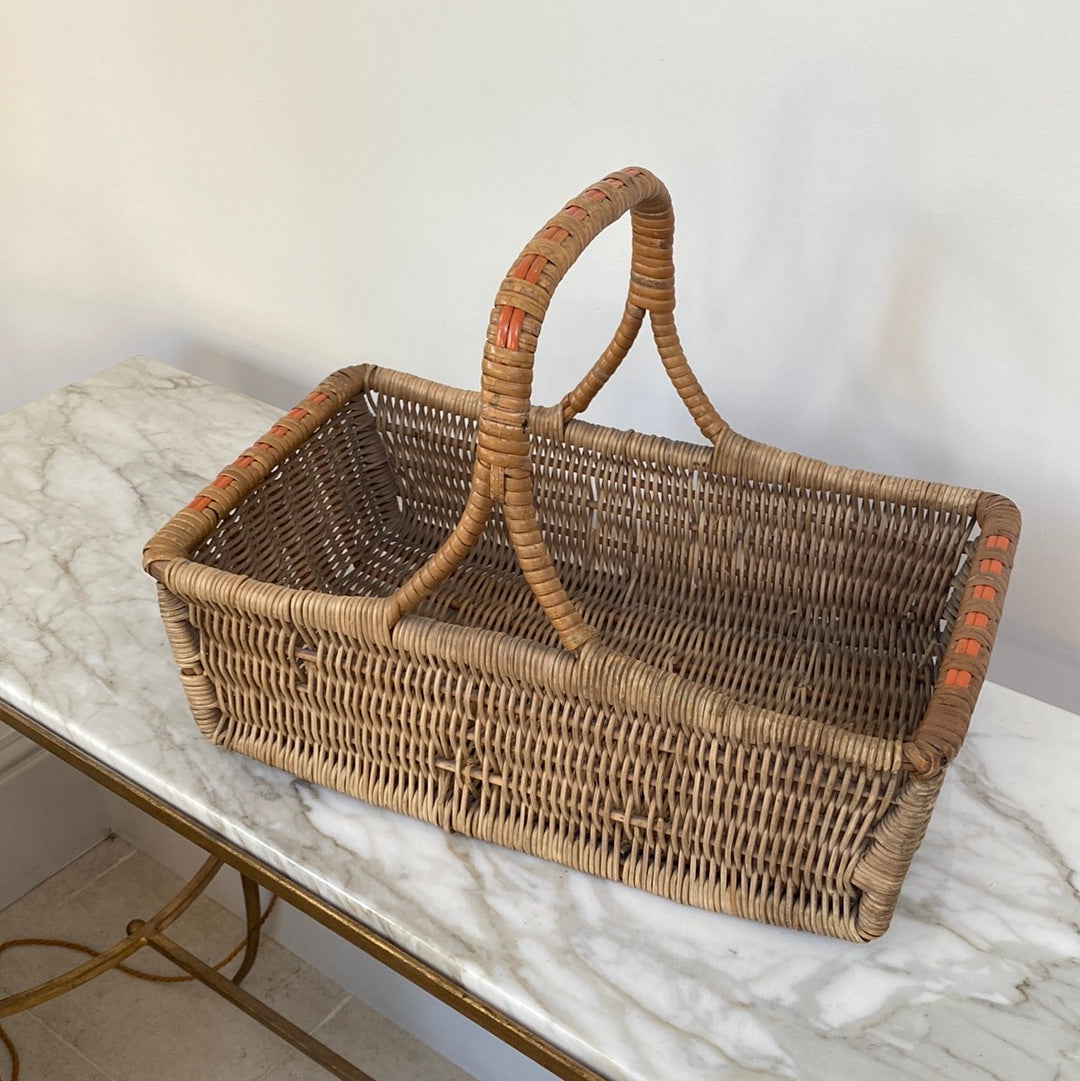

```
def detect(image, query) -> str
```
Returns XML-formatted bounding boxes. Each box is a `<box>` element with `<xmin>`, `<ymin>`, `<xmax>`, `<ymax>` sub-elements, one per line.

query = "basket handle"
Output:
<box><xmin>386</xmin><ymin>168</ymin><xmax>725</xmax><ymax>651</ymax></box>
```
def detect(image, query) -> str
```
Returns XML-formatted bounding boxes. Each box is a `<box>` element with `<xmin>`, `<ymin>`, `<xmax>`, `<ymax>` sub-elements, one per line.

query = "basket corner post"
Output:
<box><xmin>851</xmin><ymin>770</ymin><xmax>947</xmax><ymax>941</ymax></box>
<box><xmin>154</xmin><ymin>581</ymin><xmax>224</xmax><ymax>741</ymax></box>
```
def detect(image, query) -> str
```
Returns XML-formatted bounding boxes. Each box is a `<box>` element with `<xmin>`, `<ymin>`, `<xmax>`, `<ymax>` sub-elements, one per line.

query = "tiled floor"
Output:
<box><xmin>0</xmin><ymin>837</ymin><xmax>476</xmax><ymax>1081</ymax></box>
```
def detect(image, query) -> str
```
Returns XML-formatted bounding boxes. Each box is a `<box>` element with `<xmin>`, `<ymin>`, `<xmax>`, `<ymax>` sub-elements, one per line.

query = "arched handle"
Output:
<box><xmin>387</xmin><ymin>168</ymin><xmax>726</xmax><ymax>651</ymax></box>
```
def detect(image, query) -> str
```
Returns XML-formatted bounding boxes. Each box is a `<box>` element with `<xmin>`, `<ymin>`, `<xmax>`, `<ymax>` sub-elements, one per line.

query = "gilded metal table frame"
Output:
<box><xmin>0</xmin><ymin>698</ymin><xmax>601</xmax><ymax>1081</ymax></box>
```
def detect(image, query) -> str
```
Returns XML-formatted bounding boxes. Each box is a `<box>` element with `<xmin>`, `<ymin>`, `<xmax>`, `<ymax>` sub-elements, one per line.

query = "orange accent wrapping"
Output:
<box><xmin>986</xmin><ymin>535</ymin><xmax>1009</xmax><ymax>550</ymax></box>
<box><xmin>496</xmin><ymin>304</ymin><xmax>528</xmax><ymax>350</ymax></box>
<box><xmin>526</xmin><ymin>254</ymin><xmax>547</xmax><ymax>283</ymax></box>
<box><xmin>945</xmin><ymin>669</ymin><xmax>972</xmax><ymax>688</ymax></box>
<box><xmin>980</xmin><ymin>558</ymin><xmax>1004</xmax><ymax>575</ymax></box>
<box><xmin>506</xmin><ymin>307</ymin><xmax>526</xmax><ymax>351</ymax></box>
<box><xmin>973</xmin><ymin>585</ymin><xmax>997</xmax><ymax>601</ymax></box>
<box><xmin>956</xmin><ymin>638</ymin><xmax>980</xmax><ymax>656</ymax></box>
<box><xmin>287</xmin><ymin>407</ymin><xmax>309</xmax><ymax>420</ymax></box>
<box><xmin>270</xmin><ymin>425</ymin><xmax>289</xmax><ymax>437</ymax></box>
<box><xmin>234</xmin><ymin>455</ymin><xmax>254</xmax><ymax>468</ymax></box>
<box><xmin>305</xmin><ymin>391</ymin><xmax>329</xmax><ymax>404</ymax></box>
<box><xmin>211</xmin><ymin>475</ymin><xmax>233</xmax><ymax>489</ymax></box>
<box><xmin>965</xmin><ymin>612</ymin><xmax>990</xmax><ymax>628</ymax></box>
<box><xmin>254</xmin><ymin>441</ymin><xmax>272</xmax><ymax>451</ymax></box>
<box><xmin>494</xmin><ymin>173</ymin><xmax>667</xmax><ymax>374</ymax></box>
<box><xmin>499</xmin><ymin>217</ymin><xmax>587</xmax><ymax>349</ymax></box>
<box><xmin>188</xmin><ymin>495</ymin><xmax>212</xmax><ymax>512</ymax></box>
<box><xmin>495</xmin><ymin>306</ymin><xmax>513</xmax><ymax>347</ymax></box>
<box><xmin>511</xmin><ymin>253</ymin><xmax>547</xmax><ymax>285</ymax></box>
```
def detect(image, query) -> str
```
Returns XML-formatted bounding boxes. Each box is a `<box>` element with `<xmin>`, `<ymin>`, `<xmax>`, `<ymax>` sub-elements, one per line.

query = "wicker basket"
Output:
<box><xmin>144</xmin><ymin>168</ymin><xmax>1019</xmax><ymax>941</ymax></box>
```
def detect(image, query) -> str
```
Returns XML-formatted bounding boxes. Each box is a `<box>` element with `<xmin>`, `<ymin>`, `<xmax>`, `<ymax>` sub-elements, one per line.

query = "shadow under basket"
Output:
<box><xmin>144</xmin><ymin>168</ymin><xmax>1018</xmax><ymax>941</ymax></box>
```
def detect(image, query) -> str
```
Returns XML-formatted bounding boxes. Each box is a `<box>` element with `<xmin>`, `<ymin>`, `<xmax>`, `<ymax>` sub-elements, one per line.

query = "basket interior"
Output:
<box><xmin>191</xmin><ymin>388</ymin><xmax>978</xmax><ymax>742</ymax></box>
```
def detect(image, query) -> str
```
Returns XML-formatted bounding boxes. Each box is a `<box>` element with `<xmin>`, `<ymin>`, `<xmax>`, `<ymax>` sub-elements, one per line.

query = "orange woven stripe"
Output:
<box><xmin>980</xmin><ymin>558</ymin><xmax>1004</xmax><ymax>575</ymax></box>
<box><xmin>956</xmin><ymin>638</ymin><xmax>980</xmax><ymax>656</ymax></box>
<box><xmin>986</xmin><ymin>535</ymin><xmax>1009</xmax><ymax>550</ymax></box>
<box><xmin>965</xmin><ymin>612</ymin><xmax>989</xmax><ymax>628</ymax></box>
<box><xmin>497</xmin><ymin>213</ymin><xmax>592</xmax><ymax>348</ymax></box>
<box><xmin>287</xmin><ymin>407</ymin><xmax>309</xmax><ymax>420</ymax></box>
<box><xmin>493</xmin><ymin>180</ymin><xmax>635</xmax><ymax>354</ymax></box>
<box><xmin>270</xmin><ymin>425</ymin><xmax>288</xmax><ymax>437</ymax></box>
<box><xmin>511</xmin><ymin>253</ymin><xmax>547</xmax><ymax>285</ymax></box>
<box><xmin>305</xmin><ymin>391</ymin><xmax>328</xmax><ymax>404</ymax></box>
<box><xmin>525</xmin><ymin>254</ymin><xmax>547</xmax><ymax>283</ymax></box>
<box><xmin>973</xmin><ymin>585</ymin><xmax>997</xmax><ymax>601</ymax></box>
<box><xmin>945</xmin><ymin>669</ymin><xmax>972</xmax><ymax>688</ymax></box>
<box><xmin>506</xmin><ymin>307</ymin><xmax>526</xmax><ymax>350</ymax></box>
<box><xmin>234</xmin><ymin>455</ymin><xmax>254</xmax><ymax>468</ymax></box>
<box><xmin>495</xmin><ymin>305</ymin><xmax>514</xmax><ymax>347</ymax></box>
<box><xmin>188</xmin><ymin>495</ymin><xmax>212</xmax><ymax>511</ymax></box>
<box><xmin>211</xmin><ymin>475</ymin><xmax>233</xmax><ymax>489</ymax></box>
<box><xmin>497</xmin><ymin>296</ymin><xmax>529</xmax><ymax>349</ymax></box>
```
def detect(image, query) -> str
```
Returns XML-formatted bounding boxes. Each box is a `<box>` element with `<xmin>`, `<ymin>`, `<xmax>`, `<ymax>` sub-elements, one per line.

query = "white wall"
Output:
<box><xmin>1</xmin><ymin>5</ymin><xmax>1077</xmax><ymax>1073</ymax></box>
<box><xmin>3</xmin><ymin>1</ymin><xmax>1077</xmax><ymax>714</ymax></box>
<box><xmin>0</xmin><ymin>742</ymin><xmax>111</xmax><ymax>910</ymax></box>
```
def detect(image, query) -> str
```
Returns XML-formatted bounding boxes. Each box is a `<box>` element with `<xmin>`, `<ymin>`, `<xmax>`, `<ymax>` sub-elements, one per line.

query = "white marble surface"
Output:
<box><xmin>1</xmin><ymin>357</ymin><xmax>1077</xmax><ymax>1081</ymax></box>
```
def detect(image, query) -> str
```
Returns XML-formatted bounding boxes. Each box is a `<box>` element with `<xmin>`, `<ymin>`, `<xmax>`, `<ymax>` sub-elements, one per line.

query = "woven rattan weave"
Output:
<box><xmin>144</xmin><ymin>168</ymin><xmax>1019</xmax><ymax>940</ymax></box>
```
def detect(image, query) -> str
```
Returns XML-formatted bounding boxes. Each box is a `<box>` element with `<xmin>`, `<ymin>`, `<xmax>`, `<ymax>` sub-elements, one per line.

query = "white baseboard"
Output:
<box><xmin>0</xmin><ymin>737</ymin><xmax>113</xmax><ymax>910</ymax></box>
<box><xmin>100</xmin><ymin>792</ymin><xmax>558</xmax><ymax>1081</ymax></box>
<box><xmin>0</xmin><ymin>727</ymin><xmax>39</xmax><ymax>775</ymax></box>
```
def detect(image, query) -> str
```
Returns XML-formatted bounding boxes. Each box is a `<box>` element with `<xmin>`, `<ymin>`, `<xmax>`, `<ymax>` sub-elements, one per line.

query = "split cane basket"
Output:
<box><xmin>144</xmin><ymin>168</ymin><xmax>1019</xmax><ymax>940</ymax></box>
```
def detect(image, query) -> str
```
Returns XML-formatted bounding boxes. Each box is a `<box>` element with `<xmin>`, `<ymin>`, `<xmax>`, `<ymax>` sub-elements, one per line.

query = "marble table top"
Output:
<box><xmin>1</xmin><ymin>357</ymin><xmax>1077</xmax><ymax>1081</ymax></box>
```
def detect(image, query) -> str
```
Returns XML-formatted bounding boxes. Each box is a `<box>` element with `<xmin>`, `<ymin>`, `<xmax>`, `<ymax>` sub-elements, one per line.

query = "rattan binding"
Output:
<box><xmin>144</xmin><ymin>168</ymin><xmax>1019</xmax><ymax>940</ymax></box>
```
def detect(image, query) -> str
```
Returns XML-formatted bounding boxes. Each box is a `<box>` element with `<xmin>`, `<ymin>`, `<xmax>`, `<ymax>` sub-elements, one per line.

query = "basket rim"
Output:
<box><xmin>144</xmin><ymin>363</ymin><xmax>1020</xmax><ymax>781</ymax></box>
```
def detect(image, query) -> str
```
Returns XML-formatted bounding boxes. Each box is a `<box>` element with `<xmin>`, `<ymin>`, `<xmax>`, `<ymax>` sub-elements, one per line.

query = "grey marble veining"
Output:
<box><xmin>1</xmin><ymin>357</ymin><xmax>1077</xmax><ymax>1081</ymax></box>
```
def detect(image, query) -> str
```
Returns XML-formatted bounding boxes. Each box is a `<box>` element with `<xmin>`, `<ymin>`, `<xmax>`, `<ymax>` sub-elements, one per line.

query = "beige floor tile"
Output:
<box><xmin>261</xmin><ymin>995</ymin><xmax>476</xmax><ymax>1081</ymax></box>
<box><xmin>31</xmin><ymin>969</ymin><xmax>311</xmax><ymax>1081</ymax></box>
<box><xmin>0</xmin><ymin>835</ymin><xmax>137</xmax><ymax>941</ymax></box>
<box><xmin>0</xmin><ymin>836</ymin><xmax>145</xmax><ymax>993</ymax></box>
<box><xmin>0</xmin><ymin>1011</ymin><xmax>111</xmax><ymax>1081</ymax></box>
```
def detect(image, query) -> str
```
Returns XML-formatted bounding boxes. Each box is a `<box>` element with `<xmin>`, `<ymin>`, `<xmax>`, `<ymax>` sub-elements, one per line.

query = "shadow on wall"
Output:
<box><xmin>180</xmin><ymin>340</ymin><xmax>317</xmax><ymax>410</ymax></box>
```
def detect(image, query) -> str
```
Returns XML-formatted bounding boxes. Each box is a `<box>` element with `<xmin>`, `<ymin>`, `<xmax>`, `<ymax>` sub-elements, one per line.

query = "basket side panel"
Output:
<box><xmin>183</xmin><ymin>593</ymin><xmax>909</xmax><ymax>940</ymax></box>
<box><xmin>534</xmin><ymin>437</ymin><xmax>979</xmax><ymax>744</ymax></box>
<box><xmin>192</xmin><ymin>393</ymin><xmax>406</xmax><ymax>595</ymax></box>
<box><xmin>372</xmin><ymin>389</ymin><xmax>503</xmax><ymax>568</ymax></box>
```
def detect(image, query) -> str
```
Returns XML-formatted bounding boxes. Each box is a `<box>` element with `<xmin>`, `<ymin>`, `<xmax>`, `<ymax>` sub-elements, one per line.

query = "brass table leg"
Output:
<box><xmin>0</xmin><ymin>856</ymin><xmax>375</xmax><ymax>1080</ymax></box>
<box><xmin>232</xmin><ymin>872</ymin><xmax>264</xmax><ymax>986</ymax></box>
<box><xmin>0</xmin><ymin>856</ymin><xmax>224</xmax><ymax>1018</ymax></box>
<box><xmin>140</xmin><ymin>930</ymin><xmax>374</xmax><ymax>1081</ymax></box>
